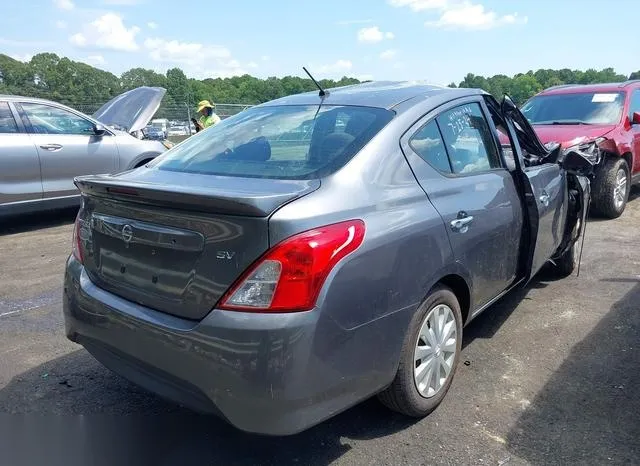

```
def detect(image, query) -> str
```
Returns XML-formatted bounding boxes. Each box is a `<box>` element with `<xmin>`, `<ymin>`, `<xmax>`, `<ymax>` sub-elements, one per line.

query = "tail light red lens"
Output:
<box><xmin>72</xmin><ymin>213</ymin><xmax>84</xmax><ymax>263</ymax></box>
<box><xmin>218</xmin><ymin>219</ymin><xmax>365</xmax><ymax>312</ymax></box>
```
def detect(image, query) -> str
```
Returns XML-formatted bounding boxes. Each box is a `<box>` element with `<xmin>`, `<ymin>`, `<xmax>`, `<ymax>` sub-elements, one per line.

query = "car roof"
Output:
<box><xmin>539</xmin><ymin>81</ymin><xmax>640</xmax><ymax>96</ymax></box>
<box><xmin>0</xmin><ymin>94</ymin><xmax>59</xmax><ymax>104</ymax></box>
<box><xmin>258</xmin><ymin>81</ymin><xmax>486</xmax><ymax>112</ymax></box>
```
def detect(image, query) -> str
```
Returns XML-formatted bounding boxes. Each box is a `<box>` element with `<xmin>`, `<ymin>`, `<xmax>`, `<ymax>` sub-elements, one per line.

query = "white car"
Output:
<box><xmin>0</xmin><ymin>86</ymin><xmax>172</xmax><ymax>217</ymax></box>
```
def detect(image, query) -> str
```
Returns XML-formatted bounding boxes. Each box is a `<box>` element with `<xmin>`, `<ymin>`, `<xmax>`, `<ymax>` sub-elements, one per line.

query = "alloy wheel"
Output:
<box><xmin>613</xmin><ymin>168</ymin><xmax>628</xmax><ymax>211</ymax></box>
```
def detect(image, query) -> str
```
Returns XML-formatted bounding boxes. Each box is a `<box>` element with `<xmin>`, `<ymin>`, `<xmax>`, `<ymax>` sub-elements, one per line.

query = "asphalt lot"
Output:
<box><xmin>0</xmin><ymin>193</ymin><xmax>639</xmax><ymax>466</ymax></box>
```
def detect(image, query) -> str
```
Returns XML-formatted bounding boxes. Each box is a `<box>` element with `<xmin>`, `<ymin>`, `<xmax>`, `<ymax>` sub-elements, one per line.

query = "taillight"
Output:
<box><xmin>72</xmin><ymin>213</ymin><xmax>84</xmax><ymax>263</ymax></box>
<box><xmin>219</xmin><ymin>220</ymin><xmax>365</xmax><ymax>312</ymax></box>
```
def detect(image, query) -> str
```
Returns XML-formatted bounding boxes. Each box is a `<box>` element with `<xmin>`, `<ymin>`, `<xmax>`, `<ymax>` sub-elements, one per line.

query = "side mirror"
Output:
<box><xmin>632</xmin><ymin>112</ymin><xmax>640</xmax><ymax>125</ymax></box>
<box><xmin>93</xmin><ymin>123</ymin><xmax>107</xmax><ymax>136</ymax></box>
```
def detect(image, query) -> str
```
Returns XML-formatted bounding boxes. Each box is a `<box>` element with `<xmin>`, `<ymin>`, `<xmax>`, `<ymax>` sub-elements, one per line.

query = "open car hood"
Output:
<box><xmin>93</xmin><ymin>86</ymin><xmax>166</xmax><ymax>133</ymax></box>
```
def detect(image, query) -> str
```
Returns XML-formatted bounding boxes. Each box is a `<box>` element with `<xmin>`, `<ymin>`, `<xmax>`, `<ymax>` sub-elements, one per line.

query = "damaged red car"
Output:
<box><xmin>518</xmin><ymin>81</ymin><xmax>640</xmax><ymax>218</ymax></box>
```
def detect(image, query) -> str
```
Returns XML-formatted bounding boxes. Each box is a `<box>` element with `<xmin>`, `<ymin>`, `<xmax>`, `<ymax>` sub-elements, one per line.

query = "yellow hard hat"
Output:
<box><xmin>197</xmin><ymin>100</ymin><xmax>214</xmax><ymax>112</ymax></box>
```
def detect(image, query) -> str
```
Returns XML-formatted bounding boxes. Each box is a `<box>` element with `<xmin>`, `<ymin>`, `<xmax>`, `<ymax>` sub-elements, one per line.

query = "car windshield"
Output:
<box><xmin>149</xmin><ymin>104</ymin><xmax>394</xmax><ymax>179</ymax></box>
<box><xmin>521</xmin><ymin>91</ymin><xmax>625</xmax><ymax>125</ymax></box>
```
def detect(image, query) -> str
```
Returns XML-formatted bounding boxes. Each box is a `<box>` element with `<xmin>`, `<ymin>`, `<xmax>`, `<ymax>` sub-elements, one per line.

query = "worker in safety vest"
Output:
<box><xmin>193</xmin><ymin>100</ymin><xmax>221</xmax><ymax>132</ymax></box>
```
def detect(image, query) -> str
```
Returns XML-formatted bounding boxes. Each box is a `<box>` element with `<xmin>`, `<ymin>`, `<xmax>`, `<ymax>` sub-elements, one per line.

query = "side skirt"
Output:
<box><xmin>466</xmin><ymin>277</ymin><xmax>526</xmax><ymax>326</ymax></box>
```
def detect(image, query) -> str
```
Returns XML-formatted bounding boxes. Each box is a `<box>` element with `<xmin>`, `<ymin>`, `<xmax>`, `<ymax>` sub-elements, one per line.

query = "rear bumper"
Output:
<box><xmin>63</xmin><ymin>256</ymin><xmax>404</xmax><ymax>435</ymax></box>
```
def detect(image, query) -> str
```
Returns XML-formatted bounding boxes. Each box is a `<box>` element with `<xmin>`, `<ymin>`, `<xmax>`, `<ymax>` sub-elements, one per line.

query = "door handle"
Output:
<box><xmin>40</xmin><ymin>144</ymin><xmax>63</xmax><ymax>152</ymax></box>
<box><xmin>539</xmin><ymin>191</ymin><xmax>550</xmax><ymax>207</ymax></box>
<box><xmin>450</xmin><ymin>215</ymin><xmax>474</xmax><ymax>233</ymax></box>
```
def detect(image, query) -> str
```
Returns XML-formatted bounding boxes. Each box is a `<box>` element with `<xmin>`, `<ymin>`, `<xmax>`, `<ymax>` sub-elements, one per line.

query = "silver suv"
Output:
<box><xmin>0</xmin><ymin>87</ymin><xmax>170</xmax><ymax>217</ymax></box>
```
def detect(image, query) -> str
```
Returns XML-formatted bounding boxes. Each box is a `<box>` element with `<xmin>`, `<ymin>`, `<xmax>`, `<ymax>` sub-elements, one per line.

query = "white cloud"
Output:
<box><xmin>69</xmin><ymin>13</ymin><xmax>140</xmax><ymax>51</ymax></box>
<box><xmin>425</xmin><ymin>2</ymin><xmax>527</xmax><ymax>30</ymax></box>
<box><xmin>317</xmin><ymin>59</ymin><xmax>353</xmax><ymax>74</ymax></box>
<box><xmin>147</xmin><ymin>21</ymin><xmax>158</xmax><ymax>29</ymax></box>
<box><xmin>53</xmin><ymin>0</ymin><xmax>74</xmax><ymax>10</ymax></box>
<box><xmin>261</xmin><ymin>55</ymin><xmax>270</xmax><ymax>61</ymax></box>
<box><xmin>55</xmin><ymin>20</ymin><xmax>67</xmax><ymax>29</ymax></box>
<box><xmin>144</xmin><ymin>38</ymin><xmax>231</xmax><ymax>66</ymax></box>
<box><xmin>336</xmin><ymin>19</ymin><xmax>373</xmax><ymax>25</ymax></box>
<box><xmin>10</xmin><ymin>54</ymin><xmax>32</xmax><ymax>63</ymax></box>
<box><xmin>380</xmin><ymin>49</ymin><xmax>397</xmax><ymax>60</ymax></box>
<box><xmin>391</xmin><ymin>0</ymin><xmax>527</xmax><ymax>30</ymax></box>
<box><xmin>247</xmin><ymin>61</ymin><xmax>259</xmax><ymax>69</ymax></box>
<box><xmin>357</xmin><ymin>26</ymin><xmax>395</xmax><ymax>43</ymax></box>
<box><xmin>86</xmin><ymin>55</ymin><xmax>106</xmax><ymax>65</ymax></box>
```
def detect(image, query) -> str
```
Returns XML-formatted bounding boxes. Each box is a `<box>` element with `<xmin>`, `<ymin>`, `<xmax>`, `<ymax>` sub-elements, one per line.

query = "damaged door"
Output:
<box><xmin>401</xmin><ymin>99</ymin><xmax>523</xmax><ymax>309</ymax></box>
<box><xmin>485</xmin><ymin>94</ymin><xmax>569</xmax><ymax>283</ymax></box>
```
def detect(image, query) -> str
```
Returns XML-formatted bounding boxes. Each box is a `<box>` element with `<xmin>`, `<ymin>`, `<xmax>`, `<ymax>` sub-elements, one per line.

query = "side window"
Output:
<box><xmin>0</xmin><ymin>102</ymin><xmax>19</xmax><ymax>134</ymax></box>
<box><xmin>629</xmin><ymin>90</ymin><xmax>640</xmax><ymax>120</ymax></box>
<box><xmin>409</xmin><ymin>120</ymin><xmax>452</xmax><ymax>174</ymax></box>
<box><xmin>21</xmin><ymin>103</ymin><xmax>95</xmax><ymax>135</ymax></box>
<box><xmin>436</xmin><ymin>103</ymin><xmax>502</xmax><ymax>174</ymax></box>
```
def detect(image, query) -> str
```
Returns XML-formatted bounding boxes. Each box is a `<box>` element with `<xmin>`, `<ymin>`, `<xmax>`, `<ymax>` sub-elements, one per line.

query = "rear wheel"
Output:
<box><xmin>592</xmin><ymin>158</ymin><xmax>630</xmax><ymax>219</ymax></box>
<box><xmin>378</xmin><ymin>285</ymin><xmax>463</xmax><ymax>417</ymax></box>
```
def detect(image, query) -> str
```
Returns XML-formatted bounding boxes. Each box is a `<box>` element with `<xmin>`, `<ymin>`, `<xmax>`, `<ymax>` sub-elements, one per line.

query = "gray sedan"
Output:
<box><xmin>63</xmin><ymin>82</ymin><xmax>590</xmax><ymax>435</ymax></box>
<box><xmin>0</xmin><ymin>87</ymin><xmax>170</xmax><ymax>217</ymax></box>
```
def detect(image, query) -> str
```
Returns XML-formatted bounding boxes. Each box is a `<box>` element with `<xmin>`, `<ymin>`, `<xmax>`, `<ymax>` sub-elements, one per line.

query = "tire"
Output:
<box><xmin>592</xmin><ymin>157</ymin><xmax>630</xmax><ymax>219</ymax></box>
<box><xmin>550</xmin><ymin>243</ymin><xmax>577</xmax><ymax>278</ymax></box>
<box><xmin>378</xmin><ymin>285</ymin><xmax>463</xmax><ymax>417</ymax></box>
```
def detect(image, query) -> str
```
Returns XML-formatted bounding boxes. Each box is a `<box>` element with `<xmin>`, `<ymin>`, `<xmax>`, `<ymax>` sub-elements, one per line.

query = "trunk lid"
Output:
<box><xmin>93</xmin><ymin>86</ymin><xmax>166</xmax><ymax>133</ymax></box>
<box><xmin>75</xmin><ymin>170</ymin><xmax>320</xmax><ymax>320</ymax></box>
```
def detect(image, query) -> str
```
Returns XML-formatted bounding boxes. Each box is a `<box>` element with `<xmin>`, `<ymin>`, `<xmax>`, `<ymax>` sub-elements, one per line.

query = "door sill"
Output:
<box><xmin>467</xmin><ymin>277</ymin><xmax>525</xmax><ymax>324</ymax></box>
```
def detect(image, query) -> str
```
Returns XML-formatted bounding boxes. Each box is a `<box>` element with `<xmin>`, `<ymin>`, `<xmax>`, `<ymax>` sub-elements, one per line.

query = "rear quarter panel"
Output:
<box><xmin>268</xmin><ymin>110</ymin><xmax>463</xmax><ymax>398</ymax></box>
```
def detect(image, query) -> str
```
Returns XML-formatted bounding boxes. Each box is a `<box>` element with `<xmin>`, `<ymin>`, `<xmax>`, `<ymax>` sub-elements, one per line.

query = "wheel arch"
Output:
<box><xmin>432</xmin><ymin>274</ymin><xmax>471</xmax><ymax>325</ymax></box>
<box><xmin>621</xmin><ymin>152</ymin><xmax>633</xmax><ymax>173</ymax></box>
<box><xmin>126</xmin><ymin>151</ymin><xmax>161</xmax><ymax>170</ymax></box>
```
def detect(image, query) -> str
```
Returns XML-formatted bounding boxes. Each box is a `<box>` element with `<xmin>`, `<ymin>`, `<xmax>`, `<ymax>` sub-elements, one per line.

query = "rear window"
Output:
<box><xmin>150</xmin><ymin>105</ymin><xmax>394</xmax><ymax>179</ymax></box>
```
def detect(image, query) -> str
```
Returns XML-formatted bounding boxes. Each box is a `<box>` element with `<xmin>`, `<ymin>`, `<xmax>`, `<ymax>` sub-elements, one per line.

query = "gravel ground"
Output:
<box><xmin>0</xmin><ymin>192</ymin><xmax>638</xmax><ymax>466</ymax></box>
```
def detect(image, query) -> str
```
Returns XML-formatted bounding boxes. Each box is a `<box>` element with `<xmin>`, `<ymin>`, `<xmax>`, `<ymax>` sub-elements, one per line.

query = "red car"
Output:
<box><xmin>515</xmin><ymin>81</ymin><xmax>640</xmax><ymax>218</ymax></box>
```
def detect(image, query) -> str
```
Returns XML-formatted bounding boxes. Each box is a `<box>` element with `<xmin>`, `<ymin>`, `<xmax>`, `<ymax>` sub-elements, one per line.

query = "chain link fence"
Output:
<box><xmin>67</xmin><ymin>101</ymin><xmax>254</xmax><ymax>143</ymax></box>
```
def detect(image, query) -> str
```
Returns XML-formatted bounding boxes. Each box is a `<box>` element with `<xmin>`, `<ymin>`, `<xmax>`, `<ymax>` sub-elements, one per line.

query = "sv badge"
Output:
<box><xmin>216</xmin><ymin>251</ymin><xmax>236</xmax><ymax>260</ymax></box>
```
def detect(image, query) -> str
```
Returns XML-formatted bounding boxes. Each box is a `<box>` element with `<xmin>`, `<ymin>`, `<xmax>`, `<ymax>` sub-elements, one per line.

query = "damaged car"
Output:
<box><xmin>63</xmin><ymin>82</ymin><xmax>592</xmax><ymax>435</ymax></box>
<box><xmin>519</xmin><ymin>81</ymin><xmax>640</xmax><ymax>218</ymax></box>
<box><xmin>0</xmin><ymin>86</ymin><xmax>171</xmax><ymax>217</ymax></box>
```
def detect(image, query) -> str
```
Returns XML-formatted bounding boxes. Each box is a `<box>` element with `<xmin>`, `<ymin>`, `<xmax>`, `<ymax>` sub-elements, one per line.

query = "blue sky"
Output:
<box><xmin>1</xmin><ymin>0</ymin><xmax>638</xmax><ymax>85</ymax></box>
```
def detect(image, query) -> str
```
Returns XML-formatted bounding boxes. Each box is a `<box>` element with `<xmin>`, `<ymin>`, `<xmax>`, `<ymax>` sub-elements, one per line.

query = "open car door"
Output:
<box><xmin>484</xmin><ymin>94</ymin><xmax>569</xmax><ymax>283</ymax></box>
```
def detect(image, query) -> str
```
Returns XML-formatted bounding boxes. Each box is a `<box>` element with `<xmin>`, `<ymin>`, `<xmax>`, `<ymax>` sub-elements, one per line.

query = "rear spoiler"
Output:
<box><xmin>74</xmin><ymin>174</ymin><xmax>320</xmax><ymax>217</ymax></box>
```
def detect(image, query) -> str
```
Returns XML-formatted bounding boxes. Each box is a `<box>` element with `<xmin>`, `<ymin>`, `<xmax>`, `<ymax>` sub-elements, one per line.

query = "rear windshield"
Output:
<box><xmin>149</xmin><ymin>104</ymin><xmax>394</xmax><ymax>179</ymax></box>
<box><xmin>521</xmin><ymin>91</ymin><xmax>625</xmax><ymax>125</ymax></box>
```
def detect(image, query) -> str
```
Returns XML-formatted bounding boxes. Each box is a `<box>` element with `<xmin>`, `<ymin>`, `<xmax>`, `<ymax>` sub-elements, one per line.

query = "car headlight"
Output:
<box><xmin>161</xmin><ymin>140</ymin><xmax>174</xmax><ymax>150</ymax></box>
<box><xmin>563</xmin><ymin>137</ymin><xmax>605</xmax><ymax>165</ymax></box>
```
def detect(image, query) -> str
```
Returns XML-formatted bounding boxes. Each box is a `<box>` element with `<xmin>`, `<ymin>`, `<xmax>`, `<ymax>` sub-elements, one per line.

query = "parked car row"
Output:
<box><xmin>0</xmin><ymin>87</ymin><xmax>171</xmax><ymax>217</ymax></box>
<box><xmin>63</xmin><ymin>81</ymin><xmax>594</xmax><ymax>435</ymax></box>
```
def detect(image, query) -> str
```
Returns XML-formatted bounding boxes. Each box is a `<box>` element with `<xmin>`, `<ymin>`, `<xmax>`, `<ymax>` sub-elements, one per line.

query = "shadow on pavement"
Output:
<box><xmin>0</xmin><ymin>348</ymin><xmax>418</xmax><ymax>466</ymax></box>
<box><xmin>0</xmin><ymin>280</ymin><xmax>554</xmax><ymax>465</ymax></box>
<box><xmin>462</xmin><ymin>279</ymin><xmax>550</xmax><ymax>348</ymax></box>
<box><xmin>505</xmin><ymin>281</ymin><xmax>640</xmax><ymax>464</ymax></box>
<box><xmin>0</xmin><ymin>207</ymin><xmax>77</xmax><ymax>236</ymax></box>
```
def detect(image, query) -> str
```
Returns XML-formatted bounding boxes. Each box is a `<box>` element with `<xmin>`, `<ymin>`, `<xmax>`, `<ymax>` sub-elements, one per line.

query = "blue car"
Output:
<box><xmin>63</xmin><ymin>82</ymin><xmax>591</xmax><ymax>435</ymax></box>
